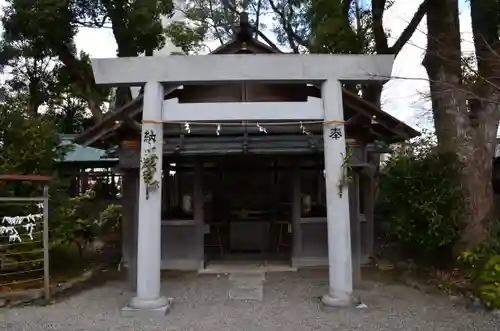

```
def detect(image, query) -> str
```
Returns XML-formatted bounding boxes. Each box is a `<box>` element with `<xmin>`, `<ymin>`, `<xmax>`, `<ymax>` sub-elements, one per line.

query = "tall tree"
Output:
<box><xmin>0</xmin><ymin>39</ymin><xmax>58</xmax><ymax>116</ymax></box>
<box><xmin>424</xmin><ymin>0</ymin><xmax>500</xmax><ymax>248</ymax></box>
<box><xmin>166</xmin><ymin>0</ymin><xmax>267</xmax><ymax>53</ymax></box>
<box><xmin>463</xmin><ymin>0</ymin><xmax>500</xmax><ymax>246</ymax></box>
<box><xmin>2</xmin><ymin>0</ymin><xmax>175</xmax><ymax>121</ymax></box>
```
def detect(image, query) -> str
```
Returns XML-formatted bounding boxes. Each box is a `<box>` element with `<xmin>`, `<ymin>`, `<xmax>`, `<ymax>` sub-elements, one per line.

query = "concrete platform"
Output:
<box><xmin>199</xmin><ymin>260</ymin><xmax>297</xmax><ymax>274</ymax></box>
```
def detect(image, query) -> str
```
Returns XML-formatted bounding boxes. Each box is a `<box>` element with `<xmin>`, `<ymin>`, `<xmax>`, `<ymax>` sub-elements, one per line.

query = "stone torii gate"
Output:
<box><xmin>91</xmin><ymin>54</ymin><xmax>394</xmax><ymax>313</ymax></box>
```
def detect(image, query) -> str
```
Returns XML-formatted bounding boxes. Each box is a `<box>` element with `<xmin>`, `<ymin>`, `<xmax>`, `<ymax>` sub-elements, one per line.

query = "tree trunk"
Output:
<box><xmin>363</xmin><ymin>82</ymin><xmax>383</xmax><ymax>107</ymax></box>
<box><xmin>465</xmin><ymin>0</ymin><xmax>500</xmax><ymax>246</ymax></box>
<box><xmin>423</xmin><ymin>0</ymin><xmax>464</xmax><ymax>149</ymax></box>
<box><xmin>424</xmin><ymin>0</ymin><xmax>499</xmax><ymax>248</ymax></box>
<box><xmin>58</xmin><ymin>47</ymin><xmax>104</xmax><ymax>122</ymax></box>
<box><xmin>462</xmin><ymin>112</ymin><xmax>498</xmax><ymax>246</ymax></box>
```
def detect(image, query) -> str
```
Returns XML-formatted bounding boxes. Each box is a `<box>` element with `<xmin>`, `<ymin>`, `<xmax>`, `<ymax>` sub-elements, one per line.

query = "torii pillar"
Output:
<box><xmin>90</xmin><ymin>53</ymin><xmax>394</xmax><ymax>314</ymax></box>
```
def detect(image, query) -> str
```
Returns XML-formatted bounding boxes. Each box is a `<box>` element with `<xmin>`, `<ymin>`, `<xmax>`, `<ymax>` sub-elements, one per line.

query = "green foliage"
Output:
<box><xmin>164</xmin><ymin>21</ymin><xmax>208</xmax><ymax>54</ymax></box>
<box><xmin>0</xmin><ymin>102</ymin><xmax>64</xmax><ymax>181</ymax></box>
<box><xmin>1</xmin><ymin>0</ymin><xmax>175</xmax><ymax>119</ymax></box>
<box><xmin>338</xmin><ymin>146</ymin><xmax>353</xmax><ymax>197</ymax></box>
<box><xmin>458</xmin><ymin>222</ymin><xmax>500</xmax><ymax>309</ymax></box>
<box><xmin>2</xmin><ymin>0</ymin><xmax>174</xmax><ymax>57</ymax></box>
<box><xmin>378</xmin><ymin>132</ymin><xmax>466</xmax><ymax>262</ymax></box>
<box><xmin>0</xmin><ymin>100</ymin><xmax>121</xmax><ymax>266</ymax></box>
<box><xmin>0</xmin><ymin>102</ymin><xmax>64</xmax><ymax>272</ymax></box>
<box><xmin>49</xmin><ymin>200</ymin><xmax>122</xmax><ymax>271</ymax></box>
<box><xmin>51</xmin><ymin>190</ymin><xmax>100</xmax><ymax>255</ymax></box>
<box><xmin>477</xmin><ymin>254</ymin><xmax>500</xmax><ymax>309</ymax></box>
<box><xmin>97</xmin><ymin>204</ymin><xmax>122</xmax><ymax>229</ymax></box>
<box><xmin>51</xmin><ymin>189</ymin><xmax>122</xmax><ymax>255</ymax></box>
<box><xmin>460</xmin><ymin>249</ymin><xmax>500</xmax><ymax>309</ymax></box>
<box><xmin>164</xmin><ymin>0</ymin><xmax>259</xmax><ymax>53</ymax></box>
<box><xmin>308</xmin><ymin>0</ymin><xmax>372</xmax><ymax>54</ymax></box>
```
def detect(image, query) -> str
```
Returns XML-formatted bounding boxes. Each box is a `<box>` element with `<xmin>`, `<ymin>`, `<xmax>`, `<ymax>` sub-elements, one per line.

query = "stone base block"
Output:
<box><xmin>320</xmin><ymin>292</ymin><xmax>353</xmax><ymax>312</ymax></box>
<box><xmin>121</xmin><ymin>297</ymin><xmax>173</xmax><ymax>317</ymax></box>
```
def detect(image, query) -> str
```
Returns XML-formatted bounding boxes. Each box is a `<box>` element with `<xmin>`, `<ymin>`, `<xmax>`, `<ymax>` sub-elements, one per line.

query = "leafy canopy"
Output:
<box><xmin>1</xmin><ymin>0</ymin><xmax>176</xmax><ymax>120</ymax></box>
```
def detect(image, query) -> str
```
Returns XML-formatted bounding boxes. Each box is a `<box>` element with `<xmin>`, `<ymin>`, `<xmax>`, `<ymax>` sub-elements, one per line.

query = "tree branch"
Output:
<box><xmin>470</xmin><ymin>0</ymin><xmax>500</xmax><ymax>82</ymax></box>
<box><xmin>221</xmin><ymin>0</ymin><xmax>239</xmax><ymax>15</ymax></box>
<box><xmin>389</xmin><ymin>0</ymin><xmax>428</xmax><ymax>55</ymax></box>
<box><xmin>256</xmin><ymin>30</ymin><xmax>281</xmax><ymax>51</ymax></box>
<box><xmin>254</xmin><ymin>0</ymin><xmax>263</xmax><ymax>39</ymax></box>
<box><xmin>57</xmin><ymin>45</ymin><xmax>103</xmax><ymax>121</ymax></box>
<box><xmin>220</xmin><ymin>0</ymin><xmax>240</xmax><ymax>37</ymax></box>
<box><xmin>372</xmin><ymin>0</ymin><xmax>389</xmax><ymax>53</ymax></box>
<box><xmin>208</xmin><ymin>0</ymin><xmax>226</xmax><ymax>44</ymax></box>
<box><xmin>342</xmin><ymin>0</ymin><xmax>354</xmax><ymax>19</ymax></box>
<box><xmin>268</xmin><ymin>0</ymin><xmax>305</xmax><ymax>53</ymax></box>
<box><xmin>75</xmin><ymin>15</ymin><xmax>110</xmax><ymax>29</ymax></box>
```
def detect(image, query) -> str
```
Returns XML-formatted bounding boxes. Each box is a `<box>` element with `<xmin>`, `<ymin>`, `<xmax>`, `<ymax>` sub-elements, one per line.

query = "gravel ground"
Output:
<box><xmin>1</xmin><ymin>269</ymin><xmax>498</xmax><ymax>331</ymax></box>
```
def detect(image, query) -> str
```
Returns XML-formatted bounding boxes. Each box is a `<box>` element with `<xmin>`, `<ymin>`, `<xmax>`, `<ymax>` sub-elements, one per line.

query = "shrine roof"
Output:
<box><xmin>59</xmin><ymin>134</ymin><xmax>117</xmax><ymax>163</ymax></box>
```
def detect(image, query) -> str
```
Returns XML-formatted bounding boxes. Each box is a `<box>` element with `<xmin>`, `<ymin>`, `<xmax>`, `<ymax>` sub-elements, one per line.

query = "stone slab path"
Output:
<box><xmin>228</xmin><ymin>271</ymin><xmax>266</xmax><ymax>301</ymax></box>
<box><xmin>1</xmin><ymin>269</ymin><xmax>498</xmax><ymax>331</ymax></box>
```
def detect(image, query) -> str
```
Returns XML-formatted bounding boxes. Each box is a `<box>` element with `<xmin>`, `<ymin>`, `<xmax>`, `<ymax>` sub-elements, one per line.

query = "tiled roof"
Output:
<box><xmin>59</xmin><ymin>134</ymin><xmax>117</xmax><ymax>163</ymax></box>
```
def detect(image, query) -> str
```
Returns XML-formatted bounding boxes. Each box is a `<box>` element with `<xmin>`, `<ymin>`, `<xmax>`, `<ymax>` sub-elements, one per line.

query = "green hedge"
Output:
<box><xmin>377</xmin><ymin>134</ymin><xmax>465</xmax><ymax>263</ymax></box>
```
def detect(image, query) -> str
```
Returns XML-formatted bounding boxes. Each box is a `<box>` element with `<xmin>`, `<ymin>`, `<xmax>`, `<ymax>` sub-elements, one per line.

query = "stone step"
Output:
<box><xmin>229</xmin><ymin>272</ymin><xmax>266</xmax><ymax>282</ymax></box>
<box><xmin>229</xmin><ymin>277</ymin><xmax>266</xmax><ymax>287</ymax></box>
<box><xmin>230</xmin><ymin>281</ymin><xmax>262</xmax><ymax>289</ymax></box>
<box><xmin>229</xmin><ymin>286</ymin><xmax>263</xmax><ymax>301</ymax></box>
<box><xmin>227</xmin><ymin>272</ymin><xmax>265</xmax><ymax>301</ymax></box>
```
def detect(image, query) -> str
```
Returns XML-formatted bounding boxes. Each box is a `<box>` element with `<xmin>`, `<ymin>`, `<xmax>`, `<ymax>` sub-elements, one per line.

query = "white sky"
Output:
<box><xmin>380</xmin><ymin>0</ymin><xmax>473</xmax><ymax>130</ymax></box>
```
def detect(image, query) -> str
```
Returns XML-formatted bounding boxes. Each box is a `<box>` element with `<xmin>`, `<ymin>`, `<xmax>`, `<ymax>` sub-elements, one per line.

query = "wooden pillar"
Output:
<box><xmin>193</xmin><ymin>161</ymin><xmax>204</xmax><ymax>267</ymax></box>
<box><xmin>349</xmin><ymin>170</ymin><xmax>361</xmax><ymax>286</ymax></box>
<box><xmin>361</xmin><ymin>167</ymin><xmax>376</xmax><ymax>261</ymax></box>
<box><xmin>81</xmin><ymin>171</ymin><xmax>89</xmax><ymax>193</ymax></box>
<box><xmin>121</xmin><ymin>169</ymin><xmax>139</xmax><ymax>291</ymax></box>
<box><xmin>121</xmin><ymin>170</ymin><xmax>132</xmax><ymax>267</ymax></box>
<box><xmin>291</xmin><ymin>161</ymin><xmax>302</xmax><ymax>265</ymax></box>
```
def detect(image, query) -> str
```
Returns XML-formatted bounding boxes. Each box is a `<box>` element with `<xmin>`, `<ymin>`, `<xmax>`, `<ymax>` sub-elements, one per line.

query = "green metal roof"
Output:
<box><xmin>59</xmin><ymin>134</ymin><xmax>118</xmax><ymax>163</ymax></box>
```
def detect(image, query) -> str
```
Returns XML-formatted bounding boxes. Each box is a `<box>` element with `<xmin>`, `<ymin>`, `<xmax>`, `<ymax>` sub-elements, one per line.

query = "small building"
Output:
<box><xmin>76</xmin><ymin>14</ymin><xmax>418</xmax><ymax>312</ymax></box>
<box><xmin>57</xmin><ymin>134</ymin><xmax>119</xmax><ymax>197</ymax></box>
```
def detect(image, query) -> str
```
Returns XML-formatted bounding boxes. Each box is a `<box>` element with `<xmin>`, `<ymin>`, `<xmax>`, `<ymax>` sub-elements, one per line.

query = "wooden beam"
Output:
<box><xmin>0</xmin><ymin>174</ymin><xmax>51</xmax><ymax>181</ymax></box>
<box><xmin>162</xmin><ymin>101</ymin><xmax>324</xmax><ymax>122</ymax></box>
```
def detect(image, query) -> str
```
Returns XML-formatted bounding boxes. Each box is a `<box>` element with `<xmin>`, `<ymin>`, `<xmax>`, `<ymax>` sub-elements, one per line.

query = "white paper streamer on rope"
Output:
<box><xmin>1</xmin><ymin>214</ymin><xmax>42</xmax><ymax>225</ymax></box>
<box><xmin>0</xmin><ymin>213</ymin><xmax>42</xmax><ymax>243</ymax></box>
<box><xmin>300</xmin><ymin>121</ymin><xmax>310</xmax><ymax>135</ymax></box>
<box><xmin>256</xmin><ymin>122</ymin><xmax>267</xmax><ymax>134</ymax></box>
<box><xmin>184</xmin><ymin>122</ymin><xmax>191</xmax><ymax>134</ymax></box>
<box><xmin>216</xmin><ymin>124</ymin><xmax>221</xmax><ymax>136</ymax></box>
<box><xmin>23</xmin><ymin>223</ymin><xmax>36</xmax><ymax>240</ymax></box>
<box><xmin>0</xmin><ymin>226</ymin><xmax>21</xmax><ymax>243</ymax></box>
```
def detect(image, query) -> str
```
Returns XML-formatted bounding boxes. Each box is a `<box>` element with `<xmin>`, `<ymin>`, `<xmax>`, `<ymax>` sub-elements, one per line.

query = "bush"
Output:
<box><xmin>477</xmin><ymin>254</ymin><xmax>500</xmax><ymax>309</ymax></box>
<box><xmin>0</xmin><ymin>103</ymin><xmax>121</xmax><ymax>283</ymax></box>
<box><xmin>96</xmin><ymin>204</ymin><xmax>122</xmax><ymax>235</ymax></box>
<box><xmin>51</xmin><ymin>190</ymin><xmax>122</xmax><ymax>256</ymax></box>
<box><xmin>377</xmin><ymin>133</ymin><xmax>465</xmax><ymax>263</ymax></box>
<box><xmin>0</xmin><ymin>104</ymin><xmax>66</xmax><ymax>273</ymax></box>
<box><xmin>459</xmin><ymin>222</ymin><xmax>500</xmax><ymax>309</ymax></box>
